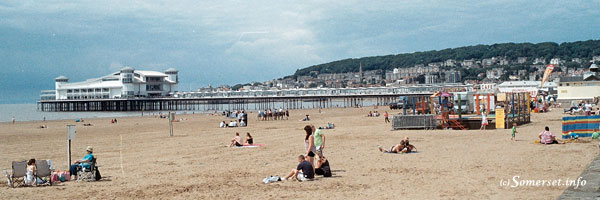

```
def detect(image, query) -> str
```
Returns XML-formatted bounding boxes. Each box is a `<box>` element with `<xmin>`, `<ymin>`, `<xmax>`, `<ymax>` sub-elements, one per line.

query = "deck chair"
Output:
<box><xmin>77</xmin><ymin>157</ymin><xmax>97</xmax><ymax>182</ymax></box>
<box><xmin>36</xmin><ymin>160</ymin><xmax>53</xmax><ymax>186</ymax></box>
<box><xmin>5</xmin><ymin>161</ymin><xmax>27</xmax><ymax>188</ymax></box>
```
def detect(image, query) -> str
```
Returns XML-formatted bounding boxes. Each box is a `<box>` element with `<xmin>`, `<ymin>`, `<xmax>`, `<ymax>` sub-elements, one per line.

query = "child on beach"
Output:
<box><xmin>511</xmin><ymin>123</ymin><xmax>518</xmax><ymax>141</ymax></box>
<box><xmin>480</xmin><ymin>111</ymin><xmax>488</xmax><ymax>130</ymax></box>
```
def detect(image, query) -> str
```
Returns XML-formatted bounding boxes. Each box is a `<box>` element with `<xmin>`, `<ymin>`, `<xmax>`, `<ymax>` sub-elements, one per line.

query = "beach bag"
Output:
<box><xmin>58</xmin><ymin>171</ymin><xmax>70</xmax><ymax>182</ymax></box>
<box><xmin>51</xmin><ymin>173</ymin><xmax>59</xmax><ymax>183</ymax></box>
<box><xmin>95</xmin><ymin>169</ymin><xmax>101</xmax><ymax>181</ymax></box>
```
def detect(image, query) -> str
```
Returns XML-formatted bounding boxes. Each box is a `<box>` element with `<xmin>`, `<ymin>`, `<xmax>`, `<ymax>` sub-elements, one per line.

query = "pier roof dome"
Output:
<box><xmin>120</xmin><ymin>66</ymin><xmax>135</xmax><ymax>72</ymax></box>
<box><xmin>55</xmin><ymin>75</ymin><xmax>69</xmax><ymax>82</ymax></box>
<box><xmin>590</xmin><ymin>63</ymin><xmax>598</xmax><ymax>72</ymax></box>
<box><xmin>165</xmin><ymin>68</ymin><xmax>178</xmax><ymax>74</ymax></box>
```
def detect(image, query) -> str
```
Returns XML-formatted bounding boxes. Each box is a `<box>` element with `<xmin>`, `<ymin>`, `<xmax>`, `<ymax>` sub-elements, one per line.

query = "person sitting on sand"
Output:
<box><xmin>282</xmin><ymin>155</ymin><xmax>315</xmax><ymax>181</ymax></box>
<box><xmin>239</xmin><ymin>120</ymin><xmax>246</xmax><ymax>127</ymax></box>
<box><xmin>326</xmin><ymin>122</ymin><xmax>335</xmax><ymax>129</ymax></box>
<box><xmin>538</xmin><ymin>126</ymin><xmax>561</xmax><ymax>144</ymax></box>
<box><xmin>301</xmin><ymin>115</ymin><xmax>311</xmax><ymax>121</ymax></box>
<box><xmin>228</xmin><ymin>120</ymin><xmax>237</xmax><ymax>127</ymax></box>
<box><xmin>567</xmin><ymin>131</ymin><xmax>578</xmax><ymax>140</ymax></box>
<box><xmin>315</xmin><ymin>156</ymin><xmax>332</xmax><ymax>177</ymax></box>
<box><xmin>230</xmin><ymin>132</ymin><xmax>243</xmax><ymax>147</ymax></box>
<box><xmin>220</xmin><ymin>121</ymin><xmax>226</xmax><ymax>128</ymax></box>
<box><xmin>244</xmin><ymin>132</ymin><xmax>253</xmax><ymax>145</ymax></box>
<box><xmin>70</xmin><ymin>146</ymin><xmax>94</xmax><ymax>180</ymax></box>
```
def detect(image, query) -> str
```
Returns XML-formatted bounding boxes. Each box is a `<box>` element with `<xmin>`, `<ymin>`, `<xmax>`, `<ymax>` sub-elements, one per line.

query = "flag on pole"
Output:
<box><xmin>540</xmin><ymin>64</ymin><xmax>555</xmax><ymax>88</ymax></box>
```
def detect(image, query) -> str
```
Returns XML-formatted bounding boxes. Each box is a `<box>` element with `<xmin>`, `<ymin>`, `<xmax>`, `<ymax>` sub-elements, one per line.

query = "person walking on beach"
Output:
<box><xmin>303</xmin><ymin>125</ymin><xmax>316</xmax><ymax>167</ymax></box>
<box><xmin>511</xmin><ymin>123</ymin><xmax>518</xmax><ymax>141</ymax></box>
<box><xmin>384</xmin><ymin>111</ymin><xmax>390</xmax><ymax>123</ymax></box>
<box><xmin>12</xmin><ymin>116</ymin><xmax>15</xmax><ymax>124</ymax></box>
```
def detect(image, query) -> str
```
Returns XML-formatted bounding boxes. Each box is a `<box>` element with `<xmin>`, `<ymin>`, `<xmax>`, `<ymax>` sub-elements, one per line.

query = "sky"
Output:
<box><xmin>0</xmin><ymin>0</ymin><xmax>599</xmax><ymax>104</ymax></box>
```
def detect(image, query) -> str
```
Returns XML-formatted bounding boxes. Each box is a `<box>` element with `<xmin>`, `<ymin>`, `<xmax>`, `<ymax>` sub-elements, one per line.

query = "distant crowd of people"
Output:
<box><xmin>258</xmin><ymin>108</ymin><xmax>289</xmax><ymax>121</ymax></box>
<box><xmin>564</xmin><ymin>100</ymin><xmax>599</xmax><ymax>116</ymax></box>
<box><xmin>220</xmin><ymin>110</ymin><xmax>248</xmax><ymax>127</ymax></box>
<box><xmin>367</xmin><ymin>111</ymin><xmax>380</xmax><ymax>117</ymax></box>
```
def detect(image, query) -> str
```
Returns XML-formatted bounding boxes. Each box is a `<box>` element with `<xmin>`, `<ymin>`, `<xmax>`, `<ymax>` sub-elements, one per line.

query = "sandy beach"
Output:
<box><xmin>0</xmin><ymin>107</ymin><xmax>597</xmax><ymax>199</ymax></box>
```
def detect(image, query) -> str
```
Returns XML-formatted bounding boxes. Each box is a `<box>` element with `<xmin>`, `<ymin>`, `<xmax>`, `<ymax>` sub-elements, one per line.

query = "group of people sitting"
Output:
<box><xmin>367</xmin><ymin>111</ymin><xmax>380</xmax><ymax>117</ymax></box>
<box><xmin>220</xmin><ymin>120</ymin><xmax>246</xmax><ymax>128</ymax></box>
<box><xmin>258</xmin><ymin>108</ymin><xmax>289</xmax><ymax>121</ymax></box>
<box><xmin>229</xmin><ymin>132</ymin><xmax>254</xmax><ymax>147</ymax></box>
<box><xmin>282</xmin><ymin>124</ymin><xmax>331</xmax><ymax>181</ymax></box>
<box><xmin>378</xmin><ymin>137</ymin><xmax>416</xmax><ymax>153</ymax></box>
<box><xmin>564</xmin><ymin>100</ymin><xmax>598</xmax><ymax>116</ymax></box>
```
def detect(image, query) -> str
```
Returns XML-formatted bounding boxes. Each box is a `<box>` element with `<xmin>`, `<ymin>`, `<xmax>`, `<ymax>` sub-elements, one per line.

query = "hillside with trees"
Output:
<box><xmin>292</xmin><ymin>40</ymin><xmax>600</xmax><ymax>78</ymax></box>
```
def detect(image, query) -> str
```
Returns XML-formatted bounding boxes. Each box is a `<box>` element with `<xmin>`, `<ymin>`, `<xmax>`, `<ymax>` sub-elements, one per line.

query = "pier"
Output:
<box><xmin>38</xmin><ymin>85</ymin><xmax>472</xmax><ymax>112</ymax></box>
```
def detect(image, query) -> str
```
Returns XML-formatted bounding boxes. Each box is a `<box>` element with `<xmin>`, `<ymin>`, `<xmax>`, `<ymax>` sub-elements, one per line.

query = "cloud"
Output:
<box><xmin>0</xmin><ymin>0</ymin><xmax>599</xmax><ymax>103</ymax></box>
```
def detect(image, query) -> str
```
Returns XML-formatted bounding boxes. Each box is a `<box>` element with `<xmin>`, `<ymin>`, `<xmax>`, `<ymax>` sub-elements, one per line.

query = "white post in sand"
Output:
<box><xmin>66</xmin><ymin>125</ymin><xmax>76</xmax><ymax>167</ymax></box>
<box><xmin>169</xmin><ymin>112</ymin><xmax>175</xmax><ymax>137</ymax></box>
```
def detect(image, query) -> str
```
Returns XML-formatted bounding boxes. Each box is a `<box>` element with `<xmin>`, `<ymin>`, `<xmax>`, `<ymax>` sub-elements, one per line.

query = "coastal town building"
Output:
<box><xmin>497</xmin><ymin>81</ymin><xmax>557</xmax><ymax>96</ymax></box>
<box><xmin>444</xmin><ymin>70</ymin><xmax>462</xmax><ymax>83</ymax></box>
<box><xmin>486</xmin><ymin>68</ymin><xmax>505</xmax><ymax>80</ymax></box>
<box><xmin>557</xmin><ymin>64</ymin><xmax>600</xmax><ymax>100</ymax></box>
<box><xmin>50</xmin><ymin>67</ymin><xmax>178</xmax><ymax>100</ymax></box>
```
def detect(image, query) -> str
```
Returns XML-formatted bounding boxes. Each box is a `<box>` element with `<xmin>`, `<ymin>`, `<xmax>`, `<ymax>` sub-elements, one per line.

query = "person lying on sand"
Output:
<box><xmin>378</xmin><ymin>140</ymin><xmax>406</xmax><ymax>153</ymax></box>
<box><xmin>378</xmin><ymin>138</ymin><xmax>416</xmax><ymax>153</ymax></box>
<box><xmin>538</xmin><ymin>126</ymin><xmax>562</xmax><ymax>144</ymax></box>
<box><xmin>281</xmin><ymin>155</ymin><xmax>314</xmax><ymax>181</ymax></box>
<box><xmin>229</xmin><ymin>132</ymin><xmax>243</xmax><ymax>147</ymax></box>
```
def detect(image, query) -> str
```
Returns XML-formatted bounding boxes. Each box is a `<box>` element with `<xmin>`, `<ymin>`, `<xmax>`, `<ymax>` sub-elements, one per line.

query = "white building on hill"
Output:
<box><xmin>50</xmin><ymin>67</ymin><xmax>178</xmax><ymax>100</ymax></box>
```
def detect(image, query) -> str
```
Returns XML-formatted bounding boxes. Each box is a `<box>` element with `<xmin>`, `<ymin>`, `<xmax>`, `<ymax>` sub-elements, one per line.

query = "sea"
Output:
<box><xmin>0</xmin><ymin>104</ymin><xmax>186</xmax><ymax>123</ymax></box>
<box><xmin>0</xmin><ymin>100</ymin><xmax>382</xmax><ymax>123</ymax></box>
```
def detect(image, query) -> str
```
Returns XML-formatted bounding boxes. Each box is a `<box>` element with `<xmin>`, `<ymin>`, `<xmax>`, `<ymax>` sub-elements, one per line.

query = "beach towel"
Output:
<box><xmin>244</xmin><ymin>144</ymin><xmax>265</xmax><ymax>147</ymax></box>
<box><xmin>262</xmin><ymin>176</ymin><xmax>281</xmax><ymax>184</ymax></box>
<box><xmin>384</xmin><ymin>151</ymin><xmax>418</xmax><ymax>154</ymax></box>
<box><xmin>232</xmin><ymin>146</ymin><xmax>258</xmax><ymax>148</ymax></box>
